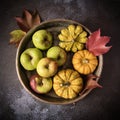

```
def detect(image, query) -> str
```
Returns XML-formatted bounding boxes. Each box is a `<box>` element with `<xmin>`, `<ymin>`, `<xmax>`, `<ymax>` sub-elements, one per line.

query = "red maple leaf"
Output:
<box><xmin>86</xmin><ymin>29</ymin><xmax>112</xmax><ymax>56</ymax></box>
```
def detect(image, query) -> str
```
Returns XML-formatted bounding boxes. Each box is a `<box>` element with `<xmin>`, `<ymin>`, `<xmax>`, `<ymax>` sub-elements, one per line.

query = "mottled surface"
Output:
<box><xmin>0</xmin><ymin>0</ymin><xmax>120</xmax><ymax>120</ymax></box>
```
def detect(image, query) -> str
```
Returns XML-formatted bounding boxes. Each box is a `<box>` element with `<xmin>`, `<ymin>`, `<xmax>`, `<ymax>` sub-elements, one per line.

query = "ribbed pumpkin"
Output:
<box><xmin>72</xmin><ymin>50</ymin><xmax>98</xmax><ymax>75</ymax></box>
<box><xmin>53</xmin><ymin>69</ymin><xmax>83</xmax><ymax>99</ymax></box>
<box><xmin>58</xmin><ymin>24</ymin><xmax>88</xmax><ymax>52</ymax></box>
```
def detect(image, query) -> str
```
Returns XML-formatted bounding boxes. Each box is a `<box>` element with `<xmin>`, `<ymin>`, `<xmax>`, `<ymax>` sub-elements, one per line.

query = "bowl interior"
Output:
<box><xmin>16</xmin><ymin>19</ymin><xmax>103</xmax><ymax>105</ymax></box>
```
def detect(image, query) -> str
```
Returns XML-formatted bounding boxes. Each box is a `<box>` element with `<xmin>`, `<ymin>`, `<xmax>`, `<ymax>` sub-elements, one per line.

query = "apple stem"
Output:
<box><xmin>26</xmin><ymin>53</ymin><xmax>33</xmax><ymax>60</ymax></box>
<box><xmin>57</xmin><ymin>55</ymin><xmax>61</xmax><ymax>60</ymax></box>
<box><xmin>35</xmin><ymin>77</ymin><xmax>43</xmax><ymax>86</ymax></box>
<box><xmin>45</xmin><ymin>64</ymin><xmax>49</xmax><ymax>69</ymax></box>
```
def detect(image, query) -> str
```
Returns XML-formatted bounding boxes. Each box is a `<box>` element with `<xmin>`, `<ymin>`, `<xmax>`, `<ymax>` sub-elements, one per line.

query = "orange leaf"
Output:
<box><xmin>80</xmin><ymin>74</ymin><xmax>102</xmax><ymax>95</ymax></box>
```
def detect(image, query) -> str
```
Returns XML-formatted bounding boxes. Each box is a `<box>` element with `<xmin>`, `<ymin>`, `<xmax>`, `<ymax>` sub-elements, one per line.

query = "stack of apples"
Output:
<box><xmin>20</xmin><ymin>30</ymin><xmax>67</xmax><ymax>94</ymax></box>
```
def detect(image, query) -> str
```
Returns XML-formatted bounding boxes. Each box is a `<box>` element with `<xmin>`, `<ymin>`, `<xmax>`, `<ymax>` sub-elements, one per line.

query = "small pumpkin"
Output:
<box><xmin>53</xmin><ymin>69</ymin><xmax>83</xmax><ymax>99</ymax></box>
<box><xmin>58</xmin><ymin>24</ymin><xmax>88</xmax><ymax>52</ymax></box>
<box><xmin>72</xmin><ymin>50</ymin><xmax>98</xmax><ymax>75</ymax></box>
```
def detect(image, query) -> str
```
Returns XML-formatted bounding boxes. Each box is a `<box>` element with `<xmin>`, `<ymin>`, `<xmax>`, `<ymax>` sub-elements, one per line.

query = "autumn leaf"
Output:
<box><xmin>9</xmin><ymin>30</ymin><xmax>26</xmax><ymax>47</ymax></box>
<box><xmin>86</xmin><ymin>29</ymin><xmax>112</xmax><ymax>56</ymax></box>
<box><xmin>9</xmin><ymin>9</ymin><xmax>41</xmax><ymax>47</ymax></box>
<box><xmin>80</xmin><ymin>74</ymin><xmax>102</xmax><ymax>95</ymax></box>
<box><xmin>15</xmin><ymin>9</ymin><xmax>41</xmax><ymax>32</ymax></box>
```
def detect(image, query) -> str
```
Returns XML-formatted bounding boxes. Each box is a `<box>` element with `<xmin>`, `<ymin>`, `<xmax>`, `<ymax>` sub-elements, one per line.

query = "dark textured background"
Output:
<box><xmin>0</xmin><ymin>0</ymin><xmax>120</xmax><ymax>120</ymax></box>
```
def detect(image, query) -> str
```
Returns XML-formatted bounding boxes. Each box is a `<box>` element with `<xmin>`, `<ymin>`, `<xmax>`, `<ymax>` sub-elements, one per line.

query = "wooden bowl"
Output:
<box><xmin>16</xmin><ymin>19</ymin><xmax>103</xmax><ymax>105</ymax></box>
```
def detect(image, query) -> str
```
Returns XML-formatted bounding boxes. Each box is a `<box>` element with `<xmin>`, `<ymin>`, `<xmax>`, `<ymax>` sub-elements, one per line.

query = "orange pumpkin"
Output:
<box><xmin>53</xmin><ymin>69</ymin><xmax>83</xmax><ymax>99</ymax></box>
<box><xmin>72</xmin><ymin>50</ymin><xmax>98</xmax><ymax>75</ymax></box>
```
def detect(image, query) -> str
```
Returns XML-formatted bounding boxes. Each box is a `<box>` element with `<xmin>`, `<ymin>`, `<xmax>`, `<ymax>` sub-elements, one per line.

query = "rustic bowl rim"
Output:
<box><xmin>16</xmin><ymin>18</ymin><xmax>103</xmax><ymax>105</ymax></box>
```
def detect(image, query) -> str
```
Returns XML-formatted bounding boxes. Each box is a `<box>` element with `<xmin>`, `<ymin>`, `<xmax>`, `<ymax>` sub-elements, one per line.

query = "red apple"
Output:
<box><xmin>30</xmin><ymin>74</ymin><xmax>52</xmax><ymax>94</ymax></box>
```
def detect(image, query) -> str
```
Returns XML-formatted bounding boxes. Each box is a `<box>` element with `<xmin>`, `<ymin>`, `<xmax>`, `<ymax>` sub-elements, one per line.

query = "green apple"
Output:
<box><xmin>30</xmin><ymin>74</ymin><xmax>52</xmax><ymax>94</ymax></box>
<box><xmin>32</xmin><ymin>30</ymin><xmax>53</xmax><ymax>50</ymax></box>
<box><xmin>20</xmin><ymin>48</ymin><xmax>43</xmax><ymax>70</ymax></box>
<box><xmin>47</xmin><ymin>46</ymin><xmax>67</xmax><ymax>66</ymax></box>
<box><xmin>37</xmin><ymin>57</ymin><xmax>58</xmax><ymax>78</ymax></box>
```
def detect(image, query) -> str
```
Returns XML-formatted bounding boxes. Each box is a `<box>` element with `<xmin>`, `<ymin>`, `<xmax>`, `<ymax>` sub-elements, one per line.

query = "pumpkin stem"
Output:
<box><xmin>61</xmin><ymin>82</ymin><xmax>71</xmax><ymax>87</ymax></box>
<box><xmin>82</xmin><ymin>58</ymin><xmax>89</xmax><ymax>64</ymax></box>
